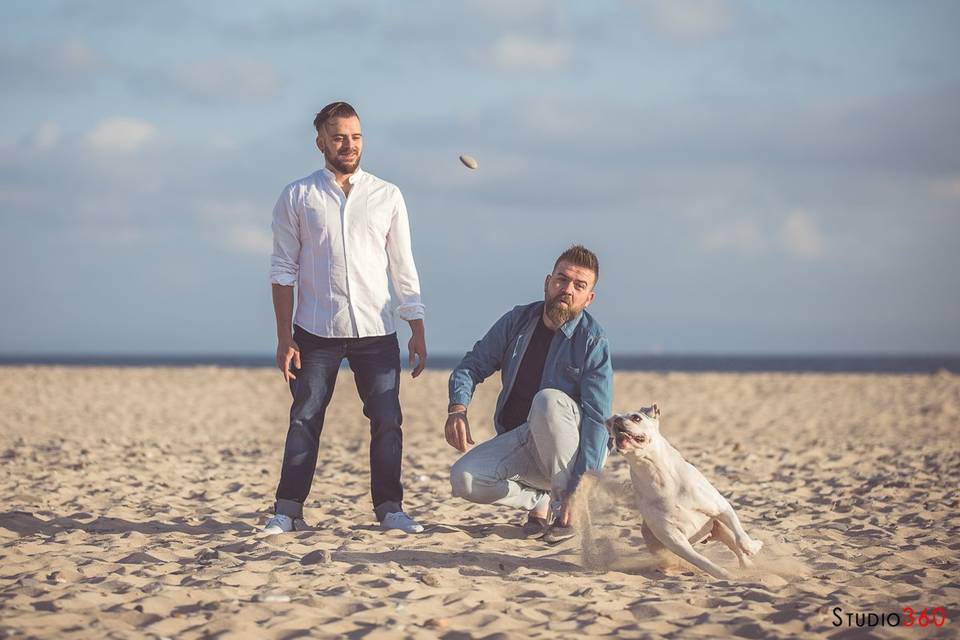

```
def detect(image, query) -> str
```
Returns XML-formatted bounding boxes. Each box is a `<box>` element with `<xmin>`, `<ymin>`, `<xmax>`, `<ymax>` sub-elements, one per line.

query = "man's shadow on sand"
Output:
<box><xmin>2</xmin><ymin>512</ymin><xmax>664</xmax><ymax>578</ymax></box>
<box><xmin>0</xmin><ymin>510</ymin><xmax>250</xmax><ymax>537</ymax></box>
<box><xmin>338</xmin><ymin>521</ymin><xmax>664</xmax><ymax>578</ymax></box>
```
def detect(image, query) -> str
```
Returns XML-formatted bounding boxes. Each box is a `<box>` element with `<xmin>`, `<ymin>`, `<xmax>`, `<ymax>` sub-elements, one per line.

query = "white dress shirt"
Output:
<box><xmin>270</xmin><ymin>167</ymin><xmax>425</xmax><ymax>338</ymax></box>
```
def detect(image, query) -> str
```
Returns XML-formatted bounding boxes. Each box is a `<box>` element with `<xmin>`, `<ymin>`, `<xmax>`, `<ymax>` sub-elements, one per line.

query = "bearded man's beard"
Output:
<box><xmin>545</xmin><ymin>293</ymin><xmax>582</xmax><ymax>326</ymax></box>
<box><xmin>326</xmin><ymin>149</ymin><xmax>361</xmax><ymax>174</ymax></box>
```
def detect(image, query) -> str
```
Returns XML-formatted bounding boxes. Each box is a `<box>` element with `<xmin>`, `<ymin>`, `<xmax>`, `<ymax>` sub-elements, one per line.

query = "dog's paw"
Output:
<box><xmin>740</xmin><ymin>537</ymin><xmax>763</xmax><ymax>556</ymax></box>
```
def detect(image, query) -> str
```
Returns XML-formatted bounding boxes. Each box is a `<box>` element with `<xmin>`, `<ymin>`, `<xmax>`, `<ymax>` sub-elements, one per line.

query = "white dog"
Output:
<box><xmin>601</xmin><ymin>405</ymin><xmax>763</xmax><ymax>579</ymax></box>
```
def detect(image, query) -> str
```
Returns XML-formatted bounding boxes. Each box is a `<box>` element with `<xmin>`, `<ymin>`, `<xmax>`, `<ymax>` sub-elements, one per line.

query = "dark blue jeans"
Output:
<box><xmin>274</xmin><ymin>325</ymin><xmax>404</xmax><ymax>522</ymax></box>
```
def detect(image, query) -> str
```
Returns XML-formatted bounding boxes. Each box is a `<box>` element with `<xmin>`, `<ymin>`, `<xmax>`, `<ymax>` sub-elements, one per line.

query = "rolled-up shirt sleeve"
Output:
<box><xmin>385</xmin><ymin>188</ymin><xmax>425</xmax><ymax>321</ymax></box>
<box><xmin>270</xmin><ymin>186</ymin><xmax>300</xmax><ymax>286</ymax></box>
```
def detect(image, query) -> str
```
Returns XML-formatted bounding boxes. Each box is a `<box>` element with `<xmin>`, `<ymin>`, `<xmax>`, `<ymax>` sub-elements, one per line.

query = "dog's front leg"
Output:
<box><xmin>647</xmin><ymin>521</ymin><xmax>732</xmax><ymax>580</ymax></box>
<box><xmin>708</xmin><ymin>520</ymin><xmax>753</xmax><ymax>568</ymax></box>
<box><xmin>715</xmin><ymin>504</ymin><xmax>763</xmax><ymax>556</ymax></box>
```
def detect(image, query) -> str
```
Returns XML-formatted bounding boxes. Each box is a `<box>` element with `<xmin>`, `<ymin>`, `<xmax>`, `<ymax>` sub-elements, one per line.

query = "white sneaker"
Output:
<box><xmin>262</xmin><ymin>514</ymin><xmax>297</xmax><ymax>535</ymax></box>
<box><xmin>380</xmin><ymin>511</ymin><xmax>424</xmax><ymax>534</ymax></box>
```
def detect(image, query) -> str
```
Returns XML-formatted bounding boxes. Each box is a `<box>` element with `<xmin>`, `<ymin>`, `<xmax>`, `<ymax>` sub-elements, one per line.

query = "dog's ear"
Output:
<box><xmin>653</xmin><ymin>403</ymin><xmax>660</xmax><ymax>418</ymax></box>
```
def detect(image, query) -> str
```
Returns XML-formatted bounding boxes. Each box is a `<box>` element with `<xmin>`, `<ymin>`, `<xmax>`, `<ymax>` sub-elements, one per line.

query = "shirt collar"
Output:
<box><xmin>559</xmin><ymin>311</ymin><xmax>585</xmax><ymax>339</ymax></box>
<box><xmin>320</xmin><ymin>166</ymin><xmax>364</xmax><ymax>185</ymax></box>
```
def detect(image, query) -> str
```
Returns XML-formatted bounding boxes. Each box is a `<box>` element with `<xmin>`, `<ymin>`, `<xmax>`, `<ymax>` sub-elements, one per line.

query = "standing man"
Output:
<box><xmin>446</xmin><ymin>246</ymin><xmax>613</xmax><ymax>542</ymax></box>
<box><xmin>265</xmin><ymin>101</ymin><xmax>427</xmax><ymax>534</ymax></box>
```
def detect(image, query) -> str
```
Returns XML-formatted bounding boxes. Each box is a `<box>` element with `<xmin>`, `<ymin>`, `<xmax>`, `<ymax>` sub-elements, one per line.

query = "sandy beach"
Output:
<box><xmin>0</xmin><ymin>366</ymin><xmax>957</xmax><ymax>639</ymax></box>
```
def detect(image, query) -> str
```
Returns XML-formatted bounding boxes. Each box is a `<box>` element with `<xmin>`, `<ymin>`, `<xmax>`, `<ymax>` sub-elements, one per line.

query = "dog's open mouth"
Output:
<box><xmin>614</xmin><ymin>429</ymin><xmax>646</xmax><ymax>451</ymax></box>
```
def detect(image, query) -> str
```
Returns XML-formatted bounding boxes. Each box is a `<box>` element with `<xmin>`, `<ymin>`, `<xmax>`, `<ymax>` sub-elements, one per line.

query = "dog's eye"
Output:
<box><xmin>630</xmin><ymin>414</ymin><xmax>641</xmax><ymax>422</ymax></box>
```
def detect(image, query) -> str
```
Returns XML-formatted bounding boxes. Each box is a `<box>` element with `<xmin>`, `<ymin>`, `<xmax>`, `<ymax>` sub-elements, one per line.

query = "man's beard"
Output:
<box><xmin>326</xmin><ymin>149</ymin><xmax>361</xmax><ymax>174</ymax></box>
<box><xmin>544</xmin><ymin>293</ymin><xmax>582</xmax><ymax>327</ymax></box>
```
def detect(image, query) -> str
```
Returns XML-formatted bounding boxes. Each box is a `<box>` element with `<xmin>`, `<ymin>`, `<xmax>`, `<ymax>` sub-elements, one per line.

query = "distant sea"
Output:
<box><xmin>1</xmin><ymin>354</ymin><xmax>958</xmax><ymax>374</ymax></box>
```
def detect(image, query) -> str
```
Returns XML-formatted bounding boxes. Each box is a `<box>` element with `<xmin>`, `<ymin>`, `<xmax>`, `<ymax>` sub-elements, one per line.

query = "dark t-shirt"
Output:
<box><xmin>500</xmin><ymin>315</ymin><xmax>556</xmax><ymax>431</ymax></box>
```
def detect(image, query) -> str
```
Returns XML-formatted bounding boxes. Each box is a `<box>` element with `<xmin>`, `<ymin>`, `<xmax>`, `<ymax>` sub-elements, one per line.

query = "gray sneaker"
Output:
<box><xmin>381</xmin><ymin>511</ymin><xmax>424</xmax><ymax>533</ymax></box>
<box><xmin>261</xmin><ymin>514</ymin><xmax>307</xmax><ymax>535</ymax></box>
<box><xmin>542</xmin><ymin>524</ymin><xmax>576</xmax><ymax>544</ymax></box>
<box><xmin>522</xmin><ymin>514</ymin><xmax>549</xmax><ymax>539</ymax></box>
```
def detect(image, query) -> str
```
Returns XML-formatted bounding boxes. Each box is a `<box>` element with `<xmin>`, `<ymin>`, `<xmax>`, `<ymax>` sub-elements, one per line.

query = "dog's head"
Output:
<box><xmin>606</xmin><ymin>404</ymin><xmax>661</xmax><ymax>456</ymax></box>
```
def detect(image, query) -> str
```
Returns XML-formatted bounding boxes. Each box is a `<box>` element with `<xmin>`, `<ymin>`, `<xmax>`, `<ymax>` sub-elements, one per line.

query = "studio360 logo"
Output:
<box><xmin>832</xmin><ymin>606</ymin><xmax>949</xmax><ymax>629</ymax></box>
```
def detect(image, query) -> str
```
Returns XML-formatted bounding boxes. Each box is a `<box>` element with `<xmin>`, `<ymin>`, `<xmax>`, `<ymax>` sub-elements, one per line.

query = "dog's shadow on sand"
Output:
<box><xmin>0</xmin><ymin>510</ymin><xmax>250</xmax><ymax>537</ymax></box>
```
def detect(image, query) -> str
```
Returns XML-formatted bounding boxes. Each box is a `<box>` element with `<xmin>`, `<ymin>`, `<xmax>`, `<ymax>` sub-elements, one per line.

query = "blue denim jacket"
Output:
<box><xmin>448</xmin><ymin>301</ymin><xmax>614</xmax><ymax>493</ymax></box>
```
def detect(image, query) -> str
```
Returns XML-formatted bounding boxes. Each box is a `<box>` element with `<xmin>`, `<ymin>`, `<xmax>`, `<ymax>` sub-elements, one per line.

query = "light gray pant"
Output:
<box><xmin>449</xmin><ymin>389</ymin><xmax>581</xmax><ymax>512</ymax></box>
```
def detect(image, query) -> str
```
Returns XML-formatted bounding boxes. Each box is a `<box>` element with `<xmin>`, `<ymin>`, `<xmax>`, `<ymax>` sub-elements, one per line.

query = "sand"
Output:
<box><xmin>0</xmin><ymin>366</ymin><xmax>957</xmax><ymax>639</ymax></box>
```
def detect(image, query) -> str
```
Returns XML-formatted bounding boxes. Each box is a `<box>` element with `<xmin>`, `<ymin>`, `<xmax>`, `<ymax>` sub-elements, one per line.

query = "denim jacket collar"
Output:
<box><xmin>538</xmin><ymin>301</ymin><xmax>584</xmax><ymax>339</ymax></box>
<box><xmin>560</xmin><ymin>311</ymin><xmax>585</xmax><ymax>339</ymax></box>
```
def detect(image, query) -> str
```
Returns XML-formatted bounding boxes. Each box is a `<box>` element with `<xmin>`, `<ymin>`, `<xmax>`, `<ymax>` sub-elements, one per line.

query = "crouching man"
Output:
<box><xmin>445</xmin><ymin>245</ymin><xmax>613</xmax><ymax>542</ymax></box>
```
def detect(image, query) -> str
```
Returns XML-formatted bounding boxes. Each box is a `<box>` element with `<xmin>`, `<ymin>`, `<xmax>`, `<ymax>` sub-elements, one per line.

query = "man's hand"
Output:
<box><xmin>556</xmin><ymin>492</ymin><xmax>574</xmax><ymax>527</ymax></box>
<box><xmin>407</xmin><ymin>319</ymin><xmax>427</xmax><ymax>378</ymax></box>
<box><xmin>444</xmin><ymin>405</ymin><xmax>474</xmax><ymax>452</ymax></box>
<box><xmin>276</xmin><ymin>336</ymin><xmax>301</xmax><ymax>382</ymax></box>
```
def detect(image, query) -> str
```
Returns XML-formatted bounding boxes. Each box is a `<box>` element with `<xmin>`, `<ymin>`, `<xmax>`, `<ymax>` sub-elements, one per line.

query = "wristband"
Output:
<box><xmin>448</xmin><ymin>410</ymin><xmax>466</xmax><ymax>416</ymax></box>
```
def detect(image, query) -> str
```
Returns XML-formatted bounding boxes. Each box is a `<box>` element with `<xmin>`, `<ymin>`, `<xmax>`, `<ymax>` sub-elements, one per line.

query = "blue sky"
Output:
<box><xmin>1</xmin><ymin>1</ymin><xmax>958</xmax><ymax>355</ymax></box>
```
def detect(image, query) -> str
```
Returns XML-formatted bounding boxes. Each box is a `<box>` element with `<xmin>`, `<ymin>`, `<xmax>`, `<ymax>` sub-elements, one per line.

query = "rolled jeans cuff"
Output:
<box><xmin>275</xmin><ymin>498</ymin><xmax>304</xmax><ymax>519</ymax></box>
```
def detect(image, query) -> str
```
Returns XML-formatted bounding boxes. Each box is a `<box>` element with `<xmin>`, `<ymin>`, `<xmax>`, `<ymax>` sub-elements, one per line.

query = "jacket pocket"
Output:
<box><xmin>564</xmin><ymin>365</ymin><xmax>581</xmax><ymax>380</ymax></box>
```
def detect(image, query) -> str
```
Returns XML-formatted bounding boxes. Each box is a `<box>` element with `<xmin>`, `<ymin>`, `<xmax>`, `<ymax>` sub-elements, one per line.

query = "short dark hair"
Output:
<box><xmin>553</xmin><ymin>245</ymin><xmax>599</xmax><ymax>285</ymax></box>
<box><xmin>313</xmin><ymin>101</ymin><xmax>359</xmax><ymax>133</ymax></box>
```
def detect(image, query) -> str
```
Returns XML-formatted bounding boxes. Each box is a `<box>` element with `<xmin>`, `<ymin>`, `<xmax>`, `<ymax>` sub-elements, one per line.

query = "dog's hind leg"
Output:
<box><xmin>709</xmin><ymin>520</ymin><xmax>753</xmax><ymax>568</ymax></box>
<box><xmin>716</xmin><ymin>504</ymin><xmax>762</xmax><ymax>557</ymax></box>
<box><xmin>647</xmin><ymin>522</ymin><xmax>732</xmax><ymax>580</ymax></box>
<box><xmin>641</xmin><ymin>521</ymin><xmax>682</xmax><ymax>572</ymax></box>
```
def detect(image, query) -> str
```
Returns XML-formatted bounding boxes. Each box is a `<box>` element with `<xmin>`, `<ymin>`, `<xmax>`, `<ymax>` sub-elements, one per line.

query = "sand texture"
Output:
<box><xmin>1</xmin><ymin>366</ymin><xmax>958</xmax><ymax>639</ymax></box>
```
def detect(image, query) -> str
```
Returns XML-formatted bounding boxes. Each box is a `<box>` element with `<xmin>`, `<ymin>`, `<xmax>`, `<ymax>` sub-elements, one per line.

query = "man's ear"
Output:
<box><xmin>584</xmin><ymin>291</ymin><xmax>596</xmax><ymax>307</ymax></box>
<box><xmin>315</xmin><ymin>134</ymin><xmax>324</xmax><ymax>153</ymax></box>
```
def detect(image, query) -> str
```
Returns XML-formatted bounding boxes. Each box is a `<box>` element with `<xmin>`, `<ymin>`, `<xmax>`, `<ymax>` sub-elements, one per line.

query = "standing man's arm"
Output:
<box><xmin>384</xmin><ymin>188</ymin><xmax>427</xmax><ymax>377</ymax></box>
<box><xmin>270</xmin><ymin>186</ymin><xmax>301</xmax><ymax>382</ymax></box>
<box><xmin>558</xmin><ymin>335</ymin><xmax>614</xmax><ymax>525</ymax></box>
<box><xmin>272</xmin><ymin>284</ymin><xmax>300</xmax><ymax>382</ymax></box>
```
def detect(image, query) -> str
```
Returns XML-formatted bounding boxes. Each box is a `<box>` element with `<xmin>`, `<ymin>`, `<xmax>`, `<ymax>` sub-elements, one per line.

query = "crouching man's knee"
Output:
<box><xmin>529</xmin><ymin>388</ymin><xmax>579</xmax><ymax>433</ymax></box>
<box><xmin>450</xmin><ymin>458</ymin><xmax>477</xmax><ymax>500</ymax></box>
<box><xmin>450</xmin><ymin>457</ymin><xmax>501</xmax><ymax>504</ymax></box>
<box><xmin>531</xmin><ymin>388</ymin><xmax>574</xmax><ymax>416</ymax></box>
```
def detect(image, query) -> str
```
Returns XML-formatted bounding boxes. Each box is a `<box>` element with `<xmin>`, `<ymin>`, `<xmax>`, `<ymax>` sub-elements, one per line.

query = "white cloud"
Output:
<box><xmin>26</xmin><ymin>122</ymin><xmax>61</xmax><ymax>151</ymax></box>
<box><xmin>702</xmin><ymin>220</ymin><xmax>766</xmax><ymax>253</ymax></box>
<box><xmin>779</xmin><ymin>210</ymin><xmax>825</xmax><ymax>259</ymax></box>
<box><xmin>169</xmin><ymin>58</ymin><xmax>281</xmax><ymax>100</ymax></box>
<box><xmin>84</xmin><ymin>117</ymin><xmax>157</xmax><ymax>153</ymax></box>
<box><xmin>521</xmin><ymin>101</ymin><xmax>580</xmax><ymax>135</ymax></box>
<box><xmin>643</xmin><ymin>0</ymin><xmax>734</xmax><ymax>39</ymax></box>
<box><xmin>463</xmin><ymin>0</ymin><xmax>556</xmax><ymax>24</ymax></box>
<box><xmin>224</xmin><ymin>224</ymin><xmax>272</xmax><ymax>256</ymax></box>
<box><xmin>64</xmin><ymin>227</ymin><xmax>144</xmax><ymax>248</ymax></box>
<box><xmin>930</xmin><ymin>177</ymin><xmax>960</xmax><ymax>201</ymax></box>
<box><xmin>489</xmin><ymin>34</ymin><xmax>573</xmax><ymax>71</ymax></box>
<box><xmin>200</xmin><ymin>199</ymin><xmax>260</xmax><ymax>222</ymax></box>
<box><xmin>208</xmin><ymin>135</ymin><xmax>240</xmax><ymax>151</ymax></box>
<box><xmin>703</xmin><ymin>210</ymin><xmax>826</xmax><ymax>259</ymax></box>
<box><xmin>45</xmin><ymin>36</ymin><xmax>103</xmax><ymax>74</ymax></box>
<box><xmin>0</xmin><ymin>36</ymin><xmax>107</xmax><ymax>90</ymax></box>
